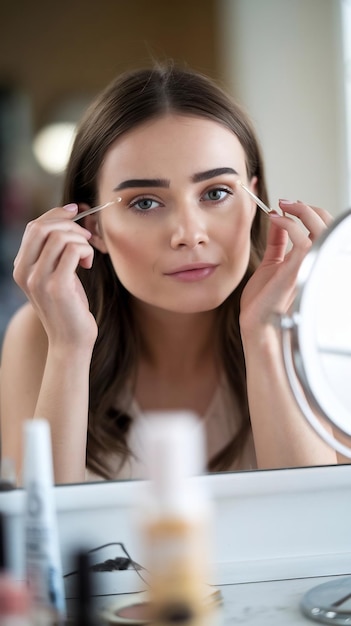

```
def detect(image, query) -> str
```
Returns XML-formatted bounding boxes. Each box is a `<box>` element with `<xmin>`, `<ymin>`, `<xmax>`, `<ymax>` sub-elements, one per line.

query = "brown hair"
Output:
<box><xmin>62</xmin><ymin>62</ymin><xmax>269</xmax><ymax>478</ymax></box>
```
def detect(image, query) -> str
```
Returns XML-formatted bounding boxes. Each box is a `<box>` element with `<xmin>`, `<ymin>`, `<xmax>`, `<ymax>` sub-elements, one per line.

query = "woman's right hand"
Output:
<box><xmin>13</xmin><ymin>204</ymin><xmax>98</xmax><ymax>349</ymax></box>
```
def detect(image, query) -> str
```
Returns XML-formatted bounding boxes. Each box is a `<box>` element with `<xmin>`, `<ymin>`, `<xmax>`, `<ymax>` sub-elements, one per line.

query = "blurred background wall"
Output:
<box><xmin>0</xmin><ymin>0</ymin><xmax>348</xmax><ymax>348</ymax></box>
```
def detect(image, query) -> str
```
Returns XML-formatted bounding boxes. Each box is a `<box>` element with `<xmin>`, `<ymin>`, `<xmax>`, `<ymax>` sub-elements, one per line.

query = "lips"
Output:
<box><xmin>165</xmin><ymin>263</ymin><xmax>217</xmax><ymax>275</ymax></box>
<box><xmin>164</xmin><ymin>263</ymin><xmax>218</xmax><ymax>282</ymax></box>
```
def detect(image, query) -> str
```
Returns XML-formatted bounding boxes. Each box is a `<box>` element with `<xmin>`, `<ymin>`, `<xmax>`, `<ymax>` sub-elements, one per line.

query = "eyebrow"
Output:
<box><xmin>113</xmin><ymin>167</ymin><xmax>239</xmax><ymax>191</ymax></box>
<box><xmin>114</xmin><ymin>178</ymin><xmax>170</xmax><ymax>190</ymax></box>
<box><xmin>192</xmin><ymin>167</ymin><xmax>239</xmax><ymax>182</ymax></box>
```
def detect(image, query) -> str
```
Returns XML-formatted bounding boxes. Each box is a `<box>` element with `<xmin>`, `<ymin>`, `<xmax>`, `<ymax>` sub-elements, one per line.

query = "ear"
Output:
<box><xmin>248</xmin><ymin>175</ymin><xmax>258</xmax><ymax>195</ymax></box>
<box><xmin>76</xmin><ymin>202</ymin><xmax>108</xmax><ymax>253</ymax></box>
<box><xmin>84</xmin><ymin>213</ymin><xmax>108</xmax><ymax>253</ymax></box>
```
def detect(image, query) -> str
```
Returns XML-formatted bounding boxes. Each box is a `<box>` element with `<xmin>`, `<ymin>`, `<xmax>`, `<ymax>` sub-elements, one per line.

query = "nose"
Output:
<box><xmin>170</xmin><ymin>205</ymin><xmax>210</xmax><ymax>249</ymax></box>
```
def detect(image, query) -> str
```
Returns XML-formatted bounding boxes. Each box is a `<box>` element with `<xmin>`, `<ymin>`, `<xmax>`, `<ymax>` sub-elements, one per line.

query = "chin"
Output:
<box><xmin>161</xmin><ymin>293</ymin><xmax>230</xmax><ymax>314</ymax></box>
<box><xmin>130</xmin><ymin>286</ymin><xmax>234</xmax><ymax>315</ymax></box>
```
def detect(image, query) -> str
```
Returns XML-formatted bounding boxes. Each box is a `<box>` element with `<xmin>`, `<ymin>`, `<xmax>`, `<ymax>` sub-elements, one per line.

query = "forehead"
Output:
<box><xmin>100</xmin><ymin>114</ymin><xmax>247</xmax><ymax>179</ymax></box>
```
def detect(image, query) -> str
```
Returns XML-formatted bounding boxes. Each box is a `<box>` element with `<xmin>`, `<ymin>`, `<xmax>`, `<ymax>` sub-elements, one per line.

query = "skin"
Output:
<box><xmin>92</xmin><ymin>115</ymin><xmax>256</xmax><ymax>313</ymax></box>
<box><xmin>0</xmin><ymin>113</ymin><xmax>337</xmax><ymax>484</ymax></box>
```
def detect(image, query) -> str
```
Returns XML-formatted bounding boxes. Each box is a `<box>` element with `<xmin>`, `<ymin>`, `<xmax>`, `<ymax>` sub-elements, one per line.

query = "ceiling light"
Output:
<box><xmin>33</xmin><ymin>121</ymin><xmax>76</xmax><ymax>175</ymax></box>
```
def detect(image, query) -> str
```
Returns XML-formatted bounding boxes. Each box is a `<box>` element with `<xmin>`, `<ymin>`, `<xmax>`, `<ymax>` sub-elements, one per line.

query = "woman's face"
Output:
<box><xmin>92</xmin><ymin>114</ymin><xmax>258</xmax><ymax>314</ymax></box>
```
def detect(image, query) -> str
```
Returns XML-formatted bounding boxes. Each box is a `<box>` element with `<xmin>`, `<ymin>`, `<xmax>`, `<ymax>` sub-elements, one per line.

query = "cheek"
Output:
<box><xmin>103</xmin><ymin>225</ymin><xmax>155</xmax><ymax>282</ymax></box>
<box><xmin>220</xmin><ymin>210</ymin><xmax>254</xmax><ymax>263</ymax></box>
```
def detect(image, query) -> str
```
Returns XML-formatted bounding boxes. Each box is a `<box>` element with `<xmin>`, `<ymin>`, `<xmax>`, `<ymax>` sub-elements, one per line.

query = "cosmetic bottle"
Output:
<box><xmin>23</xmin><ymin>418</ymin><xmax>66</xmax><ymax>625</ymax></box>
<box><xmin>138</xmin><ymin>411</ymin><xmax>220</xmax><ymax>626</ymax></box>
<box><xmin>0</xmin><ymin>511</ymin><xmax>32</xmax><ymax>626</ymax></box>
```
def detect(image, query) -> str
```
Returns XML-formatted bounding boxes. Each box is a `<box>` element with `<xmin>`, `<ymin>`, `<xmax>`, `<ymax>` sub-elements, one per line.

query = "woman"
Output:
<box><xmin>0</xmin><ymin>63</ymin><xmax>337</xmax><ymax>484</ymax></box>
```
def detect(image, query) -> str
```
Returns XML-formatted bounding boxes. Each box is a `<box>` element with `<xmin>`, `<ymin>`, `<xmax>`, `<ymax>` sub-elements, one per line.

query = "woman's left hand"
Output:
<box><xmin>240</xmin><ymin>200</ymin><xmax>333</xmax><ymax>337</ymax></box>
<box><xmin>240</xmin><ymin>200</ymin><xmax>338</xmax><ymax>469</ymax></box>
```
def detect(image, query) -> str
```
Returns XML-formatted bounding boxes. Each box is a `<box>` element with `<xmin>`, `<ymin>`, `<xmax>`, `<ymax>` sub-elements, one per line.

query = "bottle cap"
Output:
<box><xmin>23</xmin><ymin>418</ymin><xmax>54</xmax><ymax>487</ymax></box>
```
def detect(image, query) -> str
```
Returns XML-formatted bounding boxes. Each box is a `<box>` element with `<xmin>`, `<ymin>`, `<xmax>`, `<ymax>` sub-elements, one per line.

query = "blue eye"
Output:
<box><xmin>130</xmin><ymin>197</ymin><xmax>161</xmax><ymax>212</ymax></box>
<box><xmin>203</xmin><ymin>187</ymin><xmax>232</xmax><ymax>202</ymax></box>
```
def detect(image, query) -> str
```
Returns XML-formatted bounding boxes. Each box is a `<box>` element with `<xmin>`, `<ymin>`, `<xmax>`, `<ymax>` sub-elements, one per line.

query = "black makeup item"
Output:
<box><xmin>72</xmin><ymin>549</ymin><xmax>97</xmax><ymax>626</ymax></box>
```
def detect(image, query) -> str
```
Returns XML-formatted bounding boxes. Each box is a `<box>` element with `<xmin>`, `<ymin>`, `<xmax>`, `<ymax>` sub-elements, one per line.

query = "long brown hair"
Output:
<box><xmin>62</xmin><ymin>62</ymin><xmax>269</xmax><ymax>478</ymax></box>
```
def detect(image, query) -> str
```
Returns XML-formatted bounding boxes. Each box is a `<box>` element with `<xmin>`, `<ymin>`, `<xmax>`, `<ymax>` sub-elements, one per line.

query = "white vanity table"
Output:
<box><xmin>213</xmin><ymin>576</ymin><xmax>342</xmax><ymax>625</ymax></box>
<box><xmin>2</xmin><ymin>463</ymin><xmax>351</xmax><ymax>624</ymax></box>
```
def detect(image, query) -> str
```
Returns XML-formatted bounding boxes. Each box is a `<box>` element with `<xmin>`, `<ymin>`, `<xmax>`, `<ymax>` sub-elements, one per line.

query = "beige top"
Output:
<box><xmin>85</xmin><ymin>377</ymin><xmax>257</xmax><ymax>482</ymax></box>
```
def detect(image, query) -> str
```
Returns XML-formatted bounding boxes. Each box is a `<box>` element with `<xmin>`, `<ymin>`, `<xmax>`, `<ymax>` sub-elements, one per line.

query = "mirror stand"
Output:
<box><xmin>300</xmin><ymin>577</ymin><xmax>351</xmax><ymax>625</ymax></box>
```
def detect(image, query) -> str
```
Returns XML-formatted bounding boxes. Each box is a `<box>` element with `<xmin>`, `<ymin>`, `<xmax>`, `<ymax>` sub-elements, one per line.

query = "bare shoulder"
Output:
<box><xmin>0</xmin><ymin>304</ymin><xmax>48</xmax><ymax>474</ymax></box>
<box><xmin>1</xmin><ymin>302</ymin><xmax>48</xmax><ymax>366</ymax></box>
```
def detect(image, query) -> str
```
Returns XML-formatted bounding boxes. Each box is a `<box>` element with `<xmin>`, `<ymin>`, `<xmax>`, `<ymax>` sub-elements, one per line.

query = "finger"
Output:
<box><xmin>14</xmin><ymin>231</ymin><xmax>93</xmax><ymax>293</ymax></box>
<box><xmin>269</xmin><ymin>213</ymin><xmax>313</xmax><ymax>254</ymax></box>
<box><xmin>261</xmin><ymin>219</ymin><xmax>289</xmax><ymax>265</ymax></box>
<box><xmin>37</xmin><ymin>231</ymin><xmax>93</xmax><ymax>272</ymax></box>
<box><xmin>37</xmin><ymin>203</ymin><xmax>79</xmax><ymax>221</ymax></box>
<box><xmin>41</xmin><ymin>244</ymin><xmax>94</xmax><ymax>300</ymax></box>
<box><xmin>298</xmin><ymin>201</ymin><xmax>333</xmax><ymax>226</ymax></box>
<box><xmin>257</xmin><ymin>220</ymin><xmax>303</xmax><ymax>311</ymax></box>
<box><xmin>25</xmin><ymin>241</ymin><xmax>94</xmax><ymax>307</ymax></box>
<box><xmin>14</xmin><ymin>218</ymin><xmax>92</xmax><ymax>270</ymax></box>
<box><xmin>55</xmin><ymin>241</ymin><xmax>94</xmax><ymax>281</ymax></box>
<box><xmin>278</xmin><ymin>200</ymin><xmax>332</xmax><ymax>238</ymax></box>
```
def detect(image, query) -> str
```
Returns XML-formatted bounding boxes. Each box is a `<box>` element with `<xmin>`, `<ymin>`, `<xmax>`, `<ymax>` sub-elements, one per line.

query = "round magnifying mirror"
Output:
<box><xmin>278</xmin><ymin>208</ymin><xmax>351</xmax><ymax>457</ymax></box>
<box><xmin>277</xmin><ymin>208</ymin><xmax>351</xmax><ymax>625</ymax></box>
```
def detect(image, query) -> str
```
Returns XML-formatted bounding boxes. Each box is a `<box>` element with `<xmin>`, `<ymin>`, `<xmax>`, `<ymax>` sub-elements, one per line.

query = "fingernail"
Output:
<box><xmin>279</xmin><ymin>199</ymin><xmax>295</xmax><ymax>205</ymax></box>
<box><xmin>63</xmin><ymin>203</ymin><xmax>78</xmax><ymax>212</ymax></box>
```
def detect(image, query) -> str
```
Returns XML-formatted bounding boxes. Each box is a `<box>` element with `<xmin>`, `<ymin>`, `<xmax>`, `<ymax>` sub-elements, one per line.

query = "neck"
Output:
<box><xmin>132</xmin><ymin>302</ymin><xmax>219</xmax><ymax>376</ymax></box>
<box><xmin>131</xmin><ymin>302</ymin><xmax>221</xmax><ymax>416</ymax></box>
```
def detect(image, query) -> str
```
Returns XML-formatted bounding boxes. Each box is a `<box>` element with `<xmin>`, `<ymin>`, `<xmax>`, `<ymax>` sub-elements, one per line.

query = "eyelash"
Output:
<box><xmin>128</xmin><ymin>186</ymin><xmax>234</xmax><ymax>214</ymax></box>
<box><xmin>202</xmin><ymin>186</ymin><xmax>234</xmax><ymax>203</ymax></box>
<box><xmin>129</xmin><ymin>197</ymin><xmax>164</xmax><ymax>214</ymax></box>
